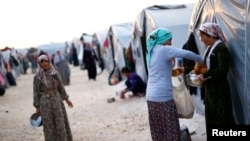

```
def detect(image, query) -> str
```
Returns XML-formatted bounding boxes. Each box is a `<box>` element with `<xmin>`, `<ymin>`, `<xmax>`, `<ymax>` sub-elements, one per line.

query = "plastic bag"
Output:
<box><xmin>172</xmin><ymin>74</ymin><xmax>194</xmax><ymax>119</ymax></box>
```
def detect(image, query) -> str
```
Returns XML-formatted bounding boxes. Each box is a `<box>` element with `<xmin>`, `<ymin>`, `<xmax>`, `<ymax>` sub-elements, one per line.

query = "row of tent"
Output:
<box><xmin>0</xmin><ymin>47</ymin><xmax>24</xmax><ymax>96</ymax></box>
<box><xmin>32</xmin><ymin>1</ymin><xmax>248</xmax><ymax>124</ymax></box>
<box><xmin>82</xmin><ymin>1</ymin><xmax>250</xmax><ymax>125</ymax></box>
<box><xmin>87</xmin><ymin>3</ymin><xmax>195</xmax><ymax>85</ymax></box>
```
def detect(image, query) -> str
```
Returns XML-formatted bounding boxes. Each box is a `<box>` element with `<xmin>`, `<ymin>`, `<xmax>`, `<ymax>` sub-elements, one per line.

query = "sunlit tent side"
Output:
<box><xmin>77</xmin><ymin>33</ymin><xmax>93</xmax><ymax>69</ymax></box>
<box><xmin>188</xmin><ymin>0</ymin><xmax>250</xmax><ymax>124</ymax></box>
<box><xmin>104</xmin><ymin>22</ymin><xmax>133</xmax><ymax>85</ymax></box>
<box><xmin>92</xmin><ymin>29</ymin><xmax>108</xmax><ymax>72</ymax></box>
<box><xmin>131</xmin><ymin>3</ymin><xmax>195</xmax><ymax>82</ymax></box>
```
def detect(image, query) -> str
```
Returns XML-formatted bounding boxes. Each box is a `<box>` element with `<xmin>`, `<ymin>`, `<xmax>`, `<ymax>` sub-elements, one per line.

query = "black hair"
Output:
<box><xmin>199</xmin><ymin>30</ymin><xmax>219</xmax><ymax>40</ymax></box>
<box><xmin>39</xmin><ymin>50</ymin><xmax>47</xmax><ymax>56</ymax></box>
<box><xmin>121</xmin><ymin>67</ymin><xmax>132</xmax><ymax>73</ymax></box>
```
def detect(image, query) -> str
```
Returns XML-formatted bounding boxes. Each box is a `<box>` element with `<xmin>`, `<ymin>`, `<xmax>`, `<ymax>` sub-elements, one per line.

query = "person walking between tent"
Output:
<box><xmin>83</xmin><ymin>43</ymin><xmax>99</xmax><ymax>80</ymax></box>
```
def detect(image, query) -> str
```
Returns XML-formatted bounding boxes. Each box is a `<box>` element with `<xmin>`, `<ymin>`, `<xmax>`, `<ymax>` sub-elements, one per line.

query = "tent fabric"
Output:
<box><xmin>103</xmin><ymin>22</ymin><xmax>133</xmax><ymax>85</ymax></box>
<box><xmin>37</xmin><ymin>43</ymin><xmax>67</xmax><ymax>57</ymax></box>
<box><xmin>105</xmin><ymin>22</ymin><xmax>133</xmax><ymax>72</ymax></box>
<box><xmin>93</xmin><ymin>29</ymin><xmax>108</xmax><ymax>47</ymax></box>
<box><xmin>78</xmin><ymin>34</ymin><xmax>93</xmax><ymax>65</ymax></box>
<box><xmin>0</xmin><ymin>46</ymin><xmax>12</xmax><ymax>51</ymax></box>
<box><xmin>92</xmin><ymin>29</ymin><xmax>108</xmax><ymax>71</ymax></box>
<box><xmin>131</xmin><ymin>3</ymin><xmax>195</xmax><ymax>82</ymax></box>
<box><xmin>188</xmin><ymin>0</ymin><xmax>250</xmax><ymax>124</ymax></box>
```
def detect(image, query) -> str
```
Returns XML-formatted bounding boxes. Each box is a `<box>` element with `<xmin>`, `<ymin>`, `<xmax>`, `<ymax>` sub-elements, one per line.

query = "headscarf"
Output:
<box><xmin>199</xmin><ymin>22</ymin><xmax>225</xmax><ymax>42</ymax></box>
<box><xmin>146</xmin><ymin>28</ymin><xmax>172</xmax><ymax>66</ymax></box>
<box><xmin>37</xmin><ymin>54</ymin><xmax>57</xmax><ymax>87</ymax></box>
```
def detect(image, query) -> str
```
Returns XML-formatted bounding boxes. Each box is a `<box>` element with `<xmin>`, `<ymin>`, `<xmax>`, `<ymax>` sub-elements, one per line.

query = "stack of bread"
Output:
<box><xmin>172</xmin><ymin>67</ymin><xmax>184</xmax><ymax>77</ymax></box>
<box><xmin>193</xmin><ymin>62</ymin><xmax>207</xmax><ymax>74</ymax></box>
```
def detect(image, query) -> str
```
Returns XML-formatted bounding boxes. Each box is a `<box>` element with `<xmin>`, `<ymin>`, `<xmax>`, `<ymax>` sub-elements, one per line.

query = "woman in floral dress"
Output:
<box><xmin>33</xmin><ymin>54</ymin><xmax>73</xmax><ymax>141</ymax></box>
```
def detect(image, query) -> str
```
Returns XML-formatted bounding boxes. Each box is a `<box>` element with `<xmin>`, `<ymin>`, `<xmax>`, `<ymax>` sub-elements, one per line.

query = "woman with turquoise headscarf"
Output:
<box><xmin>145</xmin><ymin>28</ymin><xmax>204</xmax><ymax>141</ymax></box>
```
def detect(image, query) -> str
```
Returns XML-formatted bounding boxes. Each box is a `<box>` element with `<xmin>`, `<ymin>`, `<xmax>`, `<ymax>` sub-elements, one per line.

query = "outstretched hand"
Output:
<box><xmin>66</xmin><ymin>99</ymin><xmax>73</xmax><ymax>108</ymax></box>
<box><xmin>36</xmin><ymin>108</ymin><xmax>41</xmax><ymax>115</ymax></box>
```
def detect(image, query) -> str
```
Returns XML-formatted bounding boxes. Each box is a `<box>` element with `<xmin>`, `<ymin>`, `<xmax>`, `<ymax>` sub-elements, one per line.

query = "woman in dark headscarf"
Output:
<box><xmin>33</xmin><ymin>54</ymin><xmax>73</xmax><ymax>141</ymax></box>
<box><xmin>145</xmin><ymin>28</ymin><xmax>204</xmax><ymax>141</ymax></box>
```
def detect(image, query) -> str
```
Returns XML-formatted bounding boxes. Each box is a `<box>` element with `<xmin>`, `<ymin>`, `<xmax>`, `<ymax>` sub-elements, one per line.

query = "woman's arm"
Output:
<box><xmin>33</xmin><ymin>75</ymin><xmax>40</xmax><ymax>110</ymax></box>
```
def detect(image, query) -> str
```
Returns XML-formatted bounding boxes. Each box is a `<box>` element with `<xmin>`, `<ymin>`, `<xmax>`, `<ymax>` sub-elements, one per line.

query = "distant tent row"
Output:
<box><xmin>0</xmin><ymin>47</ymin><xmax>23</xmax><ymax>96</ymax></box>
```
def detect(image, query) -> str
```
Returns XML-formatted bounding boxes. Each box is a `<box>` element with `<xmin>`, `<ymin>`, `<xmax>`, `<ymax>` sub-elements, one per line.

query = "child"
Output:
<box><xmin>119</xmin><ymin>67</ymin><xmax>146</xmax><ymax>99</ymax></box>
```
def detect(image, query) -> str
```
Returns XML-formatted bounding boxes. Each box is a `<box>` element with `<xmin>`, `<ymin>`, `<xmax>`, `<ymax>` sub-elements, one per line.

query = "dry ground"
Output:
<box><xmin>0</xmin><ymin>65</ymin><xmax>206</xmax><ymax>141</ymax></box>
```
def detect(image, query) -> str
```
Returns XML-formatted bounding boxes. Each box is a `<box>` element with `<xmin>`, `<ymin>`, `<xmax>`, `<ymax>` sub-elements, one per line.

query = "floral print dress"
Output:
<box><xmin>33</xmin><ymin>72</ymin><xmax>73</xmax><ymax>141</ymax></box>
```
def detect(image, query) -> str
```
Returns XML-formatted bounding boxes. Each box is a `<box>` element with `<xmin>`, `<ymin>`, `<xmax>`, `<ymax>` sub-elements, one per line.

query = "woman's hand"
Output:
<box><xmin>172</xmin><ymin>67</ymin><xmax>184</xmax><ymax>77</ymax></box>
<box><xmin>198</xmin><ymin>74</ymin><xmax>205</xmax><ymax>82</ymax></box>
<box><xmin>121</xmin><ymin>89</ymin><xmax>128</xmax><ymax>95</ymax></box>
<box><xmin>194</xmin><ymin>62</ymin><xmax>207</xmax><ymax>74</ymax></box>
<box><xmin>36</xmin><ymin>108</ymin><xmax>41</xmax><ymax>115</ymax></box>
<box><xmin>66</xmin><ymin>99</ymin><xmax>73</xmax><ymax>108</ymax></box>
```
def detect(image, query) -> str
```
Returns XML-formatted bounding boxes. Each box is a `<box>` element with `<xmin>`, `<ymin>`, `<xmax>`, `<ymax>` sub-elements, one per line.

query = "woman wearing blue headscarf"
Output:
<box><xmin>145</xmin><ymin>28</ymin><xmax>203</xmax><ymax>141</ymax></box>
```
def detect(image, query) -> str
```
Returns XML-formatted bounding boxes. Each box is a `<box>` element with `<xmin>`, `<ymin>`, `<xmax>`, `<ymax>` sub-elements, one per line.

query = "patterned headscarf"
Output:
<box><xmin>37</xmin><ymin>54</ymin><xmax>57</xmax><ymax>87</ymax></box>
<box><xmin>199</xmin><ymin>22</ymin><xmax>225</xmax><ymax>42</ymax></box>
<box><xmin>146</xmin><ymin>28</ymin><xmax>172</xmax><ymax>66</ymax></box>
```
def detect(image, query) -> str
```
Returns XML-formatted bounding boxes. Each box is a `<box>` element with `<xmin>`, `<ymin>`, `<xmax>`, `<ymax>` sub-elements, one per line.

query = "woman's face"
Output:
<box><xmin>164</xmin><ymin>38</ymin><xmax>172</xmax><ymax>46</ymax></box>
<box><xmin>199</xmin><ymin>32</ymin><xmax>213</xmax><ymax>46</ymax></box>
<box><xmin>40</xmin><ymin>59</ymin><xmax>50</xmax><ymax>70</ymax></box>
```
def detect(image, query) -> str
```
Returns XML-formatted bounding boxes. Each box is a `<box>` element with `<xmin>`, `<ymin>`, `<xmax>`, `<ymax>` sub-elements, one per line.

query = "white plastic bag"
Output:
<box><xmin>172</xmin><ymin>74</ymin><xmax>194</xmax><ymax>119</ymax></box>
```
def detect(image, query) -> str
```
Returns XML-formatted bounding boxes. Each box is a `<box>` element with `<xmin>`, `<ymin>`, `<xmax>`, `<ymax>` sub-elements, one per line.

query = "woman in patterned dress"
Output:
<box><xmin>33</xmin><ymin>54</ymin><xmax>73</xmax><ymax>141</ymax></box>
<box><xmin>145</xmin><ymin>28</ymin><xmax>204</xmax><ymax>141</ymax></box>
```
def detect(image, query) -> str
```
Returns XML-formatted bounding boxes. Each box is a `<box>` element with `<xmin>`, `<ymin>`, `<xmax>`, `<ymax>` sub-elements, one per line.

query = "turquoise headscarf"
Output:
<box><xmin>146</xmin><ymin>28</ymin><xmax>172</xmax><ymax>66</ymax></box>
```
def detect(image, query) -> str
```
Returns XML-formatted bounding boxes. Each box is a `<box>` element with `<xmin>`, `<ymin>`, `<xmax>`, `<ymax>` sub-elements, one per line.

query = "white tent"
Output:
<box><xmin>104</xmin><ymin>22</ymin><xmax>133</xmax><ymax>85</ymax></box>
<box><xmin>75</xmin><ymin>34</ymin><xmax>93</xmax><ymax>67</ymax></box>
<box><xmin>37</xmin><ymin>42</ymin><xmax>67</xmax><ymax>58</ymax></box>
<box><xmin>92</xmin><ymin>29</ymin><xmax>108</xmax><ymax>71</ymax></box>
<box><xmin>131</xmin><ymin>3</ymin><xmax>195</xmax><ymax>82</ymax></box>
<box><xmin>188</xmin><ymin>0</ymin><xmax>250</xmax><ymax>124</ymax></box>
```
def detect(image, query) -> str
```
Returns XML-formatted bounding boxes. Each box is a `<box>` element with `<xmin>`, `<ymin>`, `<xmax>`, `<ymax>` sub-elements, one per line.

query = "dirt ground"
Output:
<box><xmin>0</xmin><ymin>65</ymin><xmax>206</xmax><ymax>141</ymax></box>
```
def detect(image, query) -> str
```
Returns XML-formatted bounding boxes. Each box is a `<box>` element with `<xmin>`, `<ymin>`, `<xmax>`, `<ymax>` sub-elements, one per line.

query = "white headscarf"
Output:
<box><xmin>199</xmin><ymin>22</ymin><xmax>225</xmax><ymax>70</ymax></box>
<box><xmin>37</xmin><ymin>55</ymin><xmax>57</xmax><ymax>86</ymax></box>
<box><xmin>199</xmin><ymin>22</ymin><xmax>225</xmax><ymax>42</ymax></box>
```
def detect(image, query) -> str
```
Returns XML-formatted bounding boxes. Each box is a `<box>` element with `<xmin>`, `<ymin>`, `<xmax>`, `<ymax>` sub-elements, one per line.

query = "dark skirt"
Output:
<box><xmin>147</xmin><ymin>100</ymin><xmax>180</xmax><ymax>141</ymax></box>
<box><xmin>86</xmin><ymin>63</ymin><xmax>97</xmax><ymax>80</ymax></box>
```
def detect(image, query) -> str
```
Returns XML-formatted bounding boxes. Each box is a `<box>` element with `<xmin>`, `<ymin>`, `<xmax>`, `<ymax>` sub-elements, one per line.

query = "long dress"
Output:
<box><xmin>33</xmin><ymin>72</ymin><xmax>73</xmax><ymax>141</ymax></box>
<box><xmin>203</xmin><ymin>43</ymin><xmax>235</xmax><ymax>131</ymax></box>
<box><xmin>83</xmin><ymin>48</ymin><xmax>98</xmax><ymax>80</ymax></box>
<box><xmin>72</xmin><ymin>46</ymin><xmax>79</xmax><ymax>66</ymax></box>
